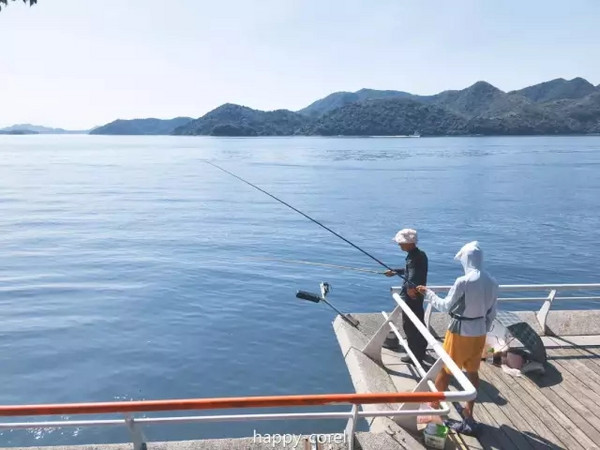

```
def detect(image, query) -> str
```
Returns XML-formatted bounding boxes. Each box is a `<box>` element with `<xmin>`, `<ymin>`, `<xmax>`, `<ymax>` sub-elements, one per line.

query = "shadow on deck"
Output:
<box><xmin>334</xmin><ymin>312</ymin><xmax>600</xmax><ymax>450</ymax></box>
<box><xmin>467</xmin><ymin>344</ymin><xmax>600</xmax><ymax>450</ymax></box>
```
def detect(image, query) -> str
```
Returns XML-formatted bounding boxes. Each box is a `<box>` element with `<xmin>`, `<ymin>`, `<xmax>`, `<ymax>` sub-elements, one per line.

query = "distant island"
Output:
<box><xmin>91</xmin><ymin>77</ymin><xmax>600</xmax><ymax>137</ymax></box>
<box><xmin>89</xmin><ymin>117</ymin><xmax>192</xmax><ymax>135</ymax></box>
<box><xmin>0</xmin><ymin>124</ymin><xmax>88</xmax><ymax>134</ymax></box>
<box><xmin>0</xmin><ymin>129</ymin><xmax>38</xmax><ymax>135</ymax></box>
<box><xmin>8</xmin><ymin>77</ymin><xmax>599</xmax><ymax>137</ymax></box>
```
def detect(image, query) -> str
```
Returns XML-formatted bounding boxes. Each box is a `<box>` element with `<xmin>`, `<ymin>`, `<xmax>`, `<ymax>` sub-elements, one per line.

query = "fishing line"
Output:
<box><xmin>203</xmin><ymin>160</ymin><xmax>407</xmax><ymax>282</ymax></box>
<box><xmin>245</xmin><ymin>256</ymin><xmax>385</xmax><ymax>274</ymax></box>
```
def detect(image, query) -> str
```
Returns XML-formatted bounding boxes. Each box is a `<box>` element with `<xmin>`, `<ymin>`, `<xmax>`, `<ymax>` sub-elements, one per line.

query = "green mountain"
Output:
<box><xmin>302</xmin><ymin>79</ymin><xmax>600</xmax><ymax>135</ymax></box>
<box><xmin>298</xmin><ymin>88</ymin><xmax>415</xmax><ymax>118</ymax></box>
<box><xmin>309</xmin><ymin>98</ymin><xmax>467</xmax><ymax>136</ymax></box>
<box><xmin>543</xmin><ymin>91</ymin><xmax>600</xmax><ymax>133</ymax></box>
<box><xmin>90</xmin><ymin>117</ymin><xmax>192</xmax><ymax>135</ymax></box>
<box><xmin>95</xmin><ymin>77</ymin><xmax>600</xmax><ymax>137</ymax></box>
<box><xmin>511</xmin><ymin>77</ymin><xmax>597</xmax><ymax>103</ymax></box>
<box><xmin>424</xmin><ymin>81</ymin><xmax>533</xmax><ymax>118</ymax></box>
<box><xmin>173</xmin><ymin>104</ymin><xmax>310</xmax><ymax>136</ymax></box>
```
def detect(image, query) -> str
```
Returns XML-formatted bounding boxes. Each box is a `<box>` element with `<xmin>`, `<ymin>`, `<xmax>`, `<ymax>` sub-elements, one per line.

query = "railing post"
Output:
<box><xmin>344</xmin><ymin>404</ymin><xmax>359</xmax><ymax>450</ymax></box>
<box><xmin>537</xmin><ymin>289</ymin><xmax>557</xmax><ymax>335</ymax></box>
<box><xmin>393</xmin><ymin>357</ymin><xmax>445</xmax><ymax>432</ymax></box>
<box><xmin>125</xmin><ymin>415</ymin><xmax>147</xmax><ymax>450</ymax></box>
<box><xmin>362</xmin><ymin>304</ymin><xmax>402</xmax><ymax>364</ymax></box>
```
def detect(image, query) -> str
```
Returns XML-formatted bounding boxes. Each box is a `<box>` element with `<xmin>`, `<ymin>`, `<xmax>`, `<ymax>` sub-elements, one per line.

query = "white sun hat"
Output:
<box><xmin>392</xmin><ymin>228</ymin><xmax>418</xmax><ymax>244</ymax></box>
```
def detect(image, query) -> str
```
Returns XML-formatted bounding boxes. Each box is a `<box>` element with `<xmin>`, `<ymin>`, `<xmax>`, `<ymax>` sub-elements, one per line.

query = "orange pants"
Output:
<box><xmin>442</xmin><ymin>330</ymin><xmax>486</xmax><ymax>374</ymax></box>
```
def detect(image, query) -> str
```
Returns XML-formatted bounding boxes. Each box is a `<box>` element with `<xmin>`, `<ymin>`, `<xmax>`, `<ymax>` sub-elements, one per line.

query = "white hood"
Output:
<box><xmin>454</xmin><ymin>241</ymin><xmax>483</xmax><ymax>274</ymax></box>
<box><xmin>425</xmin><ymin>240</ymin><xmax>498</xmax><ymax>336</ymax></box>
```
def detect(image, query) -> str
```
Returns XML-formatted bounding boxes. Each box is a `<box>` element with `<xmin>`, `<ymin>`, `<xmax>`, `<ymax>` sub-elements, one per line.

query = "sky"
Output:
<box><xmin>1</xmin><ymin>0</ymin><xmax>599</xmax><ymax>129</ymax></box>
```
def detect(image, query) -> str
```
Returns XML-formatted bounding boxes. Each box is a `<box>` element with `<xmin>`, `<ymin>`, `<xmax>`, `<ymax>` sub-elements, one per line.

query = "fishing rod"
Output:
<box><xmin>245</xmin><ymin>256</ymin><xmax>385</xmax><ymax>274</ymax></box>
<box><xmin>202</xmin><ymin>160</ymin><xmax>408</xmax><ymax>282</ymax></box>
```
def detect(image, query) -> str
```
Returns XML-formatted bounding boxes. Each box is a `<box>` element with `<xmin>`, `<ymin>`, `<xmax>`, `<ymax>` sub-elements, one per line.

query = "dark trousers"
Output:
<box><xmin>402</xmin><ymin>296</ymin><xmax>428</xmax><ymax>361</ymax></box>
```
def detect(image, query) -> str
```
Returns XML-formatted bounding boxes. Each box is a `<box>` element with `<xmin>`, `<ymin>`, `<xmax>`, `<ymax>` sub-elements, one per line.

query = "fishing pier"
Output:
<box><xmin>334</xmin><ymin>282</ymin><xmax>600</xmax><ymax>449</ymax></box>
<box><xmin>1</xmin><ymin>283</ymin><xmax>599</xmax><ymax>449</ymax></box>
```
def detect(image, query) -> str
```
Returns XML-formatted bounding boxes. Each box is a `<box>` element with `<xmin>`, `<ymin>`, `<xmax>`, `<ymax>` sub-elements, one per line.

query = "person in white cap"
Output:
<box><xmin>416</xmin><ymin>241</ymin><xmax>498</xmax><ymax>436</ymax></box>
<box><xmin>384</xmin><ymin>228</ymin><xmax>428</xmax><ymax>364</ymax></box>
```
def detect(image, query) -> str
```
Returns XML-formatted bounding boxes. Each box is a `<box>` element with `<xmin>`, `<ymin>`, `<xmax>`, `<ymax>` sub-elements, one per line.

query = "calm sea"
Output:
<box><xmin>1</xmin><ymin>135</ymin><xmax>599</xmax><ymax>446</ymax></box>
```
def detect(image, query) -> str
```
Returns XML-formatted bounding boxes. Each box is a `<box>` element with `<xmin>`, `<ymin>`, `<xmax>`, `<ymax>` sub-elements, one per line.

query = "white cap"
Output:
<box><xmin>392</xmin><ymin>228</ymin><xmax>418</xmax><ymax>244</ymax></box>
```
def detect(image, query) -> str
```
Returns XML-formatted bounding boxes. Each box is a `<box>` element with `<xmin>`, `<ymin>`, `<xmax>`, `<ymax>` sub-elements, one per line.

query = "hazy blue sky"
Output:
<box><xmin>1</xmin><ymin>0</ymin><xmax>598</xmax><ymax>129</ymax></box>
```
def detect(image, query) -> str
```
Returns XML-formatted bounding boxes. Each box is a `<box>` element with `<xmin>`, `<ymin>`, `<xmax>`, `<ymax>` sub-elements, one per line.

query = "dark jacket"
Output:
<box><xmin>399</xmin><ymin>247</ymin><xmax>428</xmax><ymax>299</ymax></box>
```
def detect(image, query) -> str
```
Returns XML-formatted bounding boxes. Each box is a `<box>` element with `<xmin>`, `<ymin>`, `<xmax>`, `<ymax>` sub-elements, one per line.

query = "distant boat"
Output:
<box><xmin>368</xmin><ymin>131</ymin><xmax>421</xmax><ymax>138</ymax></box>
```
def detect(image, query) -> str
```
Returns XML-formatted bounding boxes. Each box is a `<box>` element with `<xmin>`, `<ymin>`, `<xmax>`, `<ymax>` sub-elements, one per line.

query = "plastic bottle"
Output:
<box><xmin>486</xmin><ymin>347</ymin><xmax>495</xmax><ymax>364</ymax></box>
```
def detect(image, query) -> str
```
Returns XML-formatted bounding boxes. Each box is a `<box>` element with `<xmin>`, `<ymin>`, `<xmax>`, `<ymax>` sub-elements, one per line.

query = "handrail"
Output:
<box><xmin>0</xmin><ymin>391</ymin><xmax>444</xmax><ymax>417</ymax></box>
<box><xmin>0</xmin><ymin>289</ymin><xmax>474</xmax><ymax>450</ymax></box>
<box><xmin>391</xmin><ymin>283</ymin><xmax>600</xmax><ymax>303</ymax></box>
<box><xmin>7</xmin><ymin>282</ymin><xmax>591</xmax><ymax>449</ymax></box>
<box><xmin>357</xmin><ymin>290</ymin><xmax>477</xmax><ymax>433</ymax></box>
<box><xmin>0</xmin><ymin>285</ymin><xmax>475</xmax><ymax>450</ymax></box>
<box><xmin>0</xmin><ymin>392</ymin><xmax>447</xmax><ymax>450</ymax></box>
<box><xmin>420</xmin><ymin>283</ymin><xmax>600</xmax><ymax>292</ymax></box>
<box><xmin>390</xmin><ymin>289</ymin><xmax>477</xmax><ymax>402</ymax></box>
<box><xmin>408</xmin><ymin>282</ymin><xmax>600</xmax><ymax>338</ymax></box>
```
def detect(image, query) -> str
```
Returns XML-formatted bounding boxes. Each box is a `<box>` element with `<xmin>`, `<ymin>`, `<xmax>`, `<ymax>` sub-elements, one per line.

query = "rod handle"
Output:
<box><xmin>296</xmin><ymin>290</ymin><xmax>322</xmax><ymax>303</ymax></box>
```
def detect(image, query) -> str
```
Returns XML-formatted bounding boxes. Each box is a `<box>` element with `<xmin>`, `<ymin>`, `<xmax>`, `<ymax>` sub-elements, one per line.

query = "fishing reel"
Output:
<box><xmin>296</xmin><ymin>282</ymin><xmax>359</xmax><ymax>328</ymax></box>
<box><xmin>296</xmin><ymin>281</ymin><xmax>331</xmax><ymax>304</ymax></box>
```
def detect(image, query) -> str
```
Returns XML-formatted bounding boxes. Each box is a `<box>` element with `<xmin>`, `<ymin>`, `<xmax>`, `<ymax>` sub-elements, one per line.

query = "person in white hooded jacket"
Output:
<box><xmin>416</xmin><ymin>241</ymin><xmax>498</xmax><ymax>435</ymax></box>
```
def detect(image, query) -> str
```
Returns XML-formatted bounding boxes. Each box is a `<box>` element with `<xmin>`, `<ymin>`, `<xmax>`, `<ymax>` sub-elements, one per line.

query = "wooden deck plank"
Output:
<box><xmin>479</xmin><ymin>365</ymin><xmax>565</xmax><ymax>449</ymax></box>
<box><xmin>474</xmin><ymin>376</ymin><xmax>537</xmax><ymax>450</ymax></box>
<box><xmin>337</xmin><ymin>315</ymin><xmax>600</xmax><ymax>450</ymax></box>
<box><xmin>399</xmin><ymin>337</ymin><xmax>600</xmax><ymax>449</ymax></box>
<box><xmin>546</xmin><ymin>374</ymin><xmax>600</xmax><ymax>433</ymax></box>
<box><xmin>468</xmin><ymin>394</ymin><xmax>520</xmax><ymax>450</ymax></box>
<box><xmin>569</xmin><ymin>345</ymin><xmax>600</xmax><ymax>370</ymax></box>
<box><xmin>546</xmin><ymin>351</ymin><xmax>600</xmax><ymax>396</ymax></box>
<box><xmin>545</xmin><ymin>349</ymin><xmax>600</xmax><ymax>418</ymax></box>
<box><xmin>447</xmin><ymin>429</ymin><xmax>483</xmax><ymax>450</ymax></box>
<box><xmin>480</xmin><ymin>363</ymin><xmax>575</xmax><ymax>449</ymax></box>
<box><xmin>451</xmin><ymin>343</ymin><xmax>600</xmax><ymax>449</ymax></box>
<box><xmin>439</xmin><ymin>343</ymin><xmax>600</xmax><ymax>449</ymax></box>
<box><xmin>449</xmin><ymin>376</ymin><xmax>530</xmax><ymax>450</ymax></box>
<box><xmin>509</xmin><ymin>372</ymin><xmax>598</xmax><ymax>450</ymax></box>
<box><xmin>550</xmin><ymin>336</ymin><xmax>600</xmax><ymax>348</ymax></box>
<box><xmin>548</xmin><ymin>347</ymin><xmax>600</xmax><ymax>378</ymax></box>
<box><xmin>540</xmin><ymin>361</ymin><xmax>600</xmax><ymax>429</ymax></box>
<box><xmin>547</xmin><ymin>347</ymin><xmax>600</xmax><ymax>391</ymax></box>
<box><xmin>447</xmin><ymin>385</ymin><xmax>504</xmax><ymax>450</ymax></box>
<box><xmin>447</xmin><ymin>415</ymin><xmax>484</xmax><ymax>450</ymax></box>
<box><xmin>513</xmin><ymin>370</ymin><xmax>600</xmax><ymax>447</ymax></box>
<box><xmin>569</xmin><ymin>344</ymin><xmax>600</xmax><ymax>355</ymax></box>
<box><xmin>483</xmin><ymin>364</ymin><xmax>592</xmax><ymax>450</ymax></box>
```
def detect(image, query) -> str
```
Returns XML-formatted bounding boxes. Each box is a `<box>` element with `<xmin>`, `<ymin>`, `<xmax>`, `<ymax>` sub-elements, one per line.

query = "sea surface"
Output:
<box><xmin>1</xmin><ymin>135</ymin><xmax>599</xmax><ymax>446</ymax></box>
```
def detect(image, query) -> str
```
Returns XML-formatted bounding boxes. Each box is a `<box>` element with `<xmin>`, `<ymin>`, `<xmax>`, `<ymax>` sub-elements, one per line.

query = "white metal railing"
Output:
<box><xmin>8</xmin><ymin>284</ymin><xmax>590</xmax><ymax>448</ymax></box>
<box><xmin>361</xmin><ymin>289</ymin><xmax>477</xmax><ymax>432</ymax></box>
<box><xmin>0</xmin><ymin>395</ymin><xmax>447</xmax><ymax>450</ymax></box>
<box><xmin>0</xmin><ymin>288</ymin><xmax>475</xmax><ymax>450</ymax></box>
<box><xmin>417</xmin><ymin>283</ymin><xmax>600</xmax><ymax>334</ymax></box>
<box><xmin>426</xmin><ymin>283</ymin><xmax>600</xmax><ymax>298</ymax></box>
<box><xmin>360</xmin><ymin>283</ymin><xmax>600</xmax><ymax>430</ymax></box>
